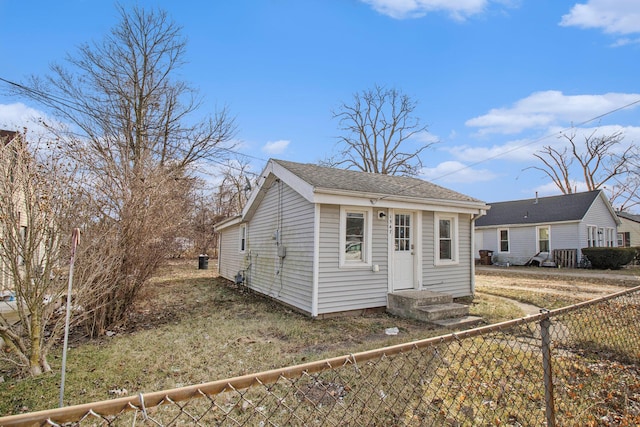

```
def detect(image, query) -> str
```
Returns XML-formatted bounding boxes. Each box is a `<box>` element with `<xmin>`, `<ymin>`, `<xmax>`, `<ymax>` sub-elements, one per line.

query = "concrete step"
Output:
<box><xmin>387</xmin><ymin>290</ymin><xmax>452</xmax><ymax>311</ymax></box>
<box><xmin>415</xmin><ymin>302</ymin><xmax>469</xmax><ymax>321</ymax></box>
<box><xmin>432</xmin><ymin>315</ymin><xmax>484</xmax><ymax>330</ymax></box>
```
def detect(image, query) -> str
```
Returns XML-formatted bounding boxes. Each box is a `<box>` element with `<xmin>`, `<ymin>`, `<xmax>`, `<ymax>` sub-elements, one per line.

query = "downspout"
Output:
<box><xmin>470</xmin><ymin>210</ymin><xmax>487</xmax><ymax>295</ymax></box>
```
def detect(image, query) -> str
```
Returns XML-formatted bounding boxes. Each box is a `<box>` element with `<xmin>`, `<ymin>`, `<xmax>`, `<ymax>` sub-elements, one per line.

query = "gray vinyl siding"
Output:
<box><xmin>316</xmin><ymin>204</ymin><xmax>389</xmax><ymax>314</ymax></box>
<box><xmin>245</xmin><ymin>181</ymin><xmax>315</xmax><ymax>314</ymax></box>
<box><xmin>581</xmin><ymin>196</ymin><xmax>619</xmax><ymax>249</ymax></box>
<box><xmin>505</xmin><ymin>227</ymin><xmax>537</xmax><ymax>265</ymax></box>
<box><xmin>550</xmin><ymin>223</ymin><xmax>581</xmax><ymax>252</ymax></box>
<box><xmin>218</xmin><ymin>225</ymin><xmax>245</xmax><ymax>281</ymax></box>
<box><xmin>618</xmin><ymin>217</ymin><xmax>640</xmax><ymax>246</ymax></box>
<box><xmin>422</xmin><ymin>212</ymin><xmax>473</xmax><ymax>297</ymax></box>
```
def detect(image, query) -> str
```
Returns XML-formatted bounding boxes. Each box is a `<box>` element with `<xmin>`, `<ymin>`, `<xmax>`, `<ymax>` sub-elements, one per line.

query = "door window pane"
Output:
<box><xmin>395</xmin><ymin>214</ymin><xmax>411</xmax><ymax>252</ymax></box>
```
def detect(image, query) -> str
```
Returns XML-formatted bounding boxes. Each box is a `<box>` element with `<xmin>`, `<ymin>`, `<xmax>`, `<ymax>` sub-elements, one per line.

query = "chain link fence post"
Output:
<box><xmin>540</xmin><ymin>311</ymin><xmax>556</xmax><ymax>427</ymax></box>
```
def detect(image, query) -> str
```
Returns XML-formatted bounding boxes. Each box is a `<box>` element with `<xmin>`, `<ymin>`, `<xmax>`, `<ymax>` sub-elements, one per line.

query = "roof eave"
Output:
<box><xmin>312</xmin><ymin>188</ymin><xmax>488</xmax><ymax>213</ymax></box>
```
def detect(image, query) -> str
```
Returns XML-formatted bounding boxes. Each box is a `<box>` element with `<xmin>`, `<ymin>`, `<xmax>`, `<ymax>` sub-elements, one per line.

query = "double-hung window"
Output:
<box><xmin>498</xmin><ymin>228</ymin><xmax>510</xmax><ymax>253</ymax></box>
<box><xmin>340</xmin><ymin>207</ymin><xmax>372</xmax><ymax>267</ymax></box>
<box><xmin>587</xmin><ymin>225</ymin><xmax>597</xmax><ymax>247</ymax></box>
<box><xmin>435</xmin><ymin>213</ymin><xmax>458</xmax><ymax>265</ymax></box>
<box><xmin>537</xmin><ymin>226</ymin><xmax>550</xmax><ymax>252</ymax></box>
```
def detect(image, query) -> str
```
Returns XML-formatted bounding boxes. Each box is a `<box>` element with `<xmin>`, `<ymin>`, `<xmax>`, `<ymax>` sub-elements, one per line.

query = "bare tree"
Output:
<box><xmin>605</xmin><ymin>161</ymin><xmax>640</xmax><ymax>212</ymax></box>
<box><xmin>216</xmin><ymin>158</ymin><xmax>254</xmax><ymax>216</ymax></box>
<box><xmin>0</xmin><ymin>130</ymin><xmax>73</xmax><ymax>376</ymax></box>
<box><xmin>11</xmin><ymin>5</ymin><xmax>236</xmax><ymax>334</ymax></box>
<box><xmin>529</xmin><ymin>129</ymin><xmax>637</xmax><ymax>204</ymax></box>
<box><xmin>328</xmin><ymin>85</ymin><xmax>434</xmax><ymax>176</ymax></box>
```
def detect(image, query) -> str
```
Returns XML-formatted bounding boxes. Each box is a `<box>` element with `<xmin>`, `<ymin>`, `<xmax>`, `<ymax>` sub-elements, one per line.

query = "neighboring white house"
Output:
<box><xmin>616</xmin><ymin>211</ymin><xmax>640</xmax><ymax>248</ymax></box>
<box><xmin>0</xmin><ymin>130</ymin><xmax>24</xmax><ymax>293</ymax></box>
<box><xmin>214</xmin><ymin>159</ymin><xmax>488</xmax><ymax>318</ymax></box>
<box><xmin>474</xmin><ymin>190</ymin><xmax>620</xmax><ymax>267</ymax></box>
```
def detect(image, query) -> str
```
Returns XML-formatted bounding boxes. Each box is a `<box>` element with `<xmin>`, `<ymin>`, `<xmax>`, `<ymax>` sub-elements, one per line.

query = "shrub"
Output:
<box><xmin>581</xmin><ymin>247</ymin><xmax>637</xmax><ymax>270</ymax></box>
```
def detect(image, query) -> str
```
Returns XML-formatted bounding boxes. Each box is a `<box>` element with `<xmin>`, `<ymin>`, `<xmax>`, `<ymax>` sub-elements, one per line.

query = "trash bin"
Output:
<box><xmin>479</xmin><ymin>250</ymin><xmax>493</xmax><ymax>265</ymax></box>
<box><xmin>198</xmin><ymin>254</ymin><xmax>209</xmax><ymax>270</ymax></box>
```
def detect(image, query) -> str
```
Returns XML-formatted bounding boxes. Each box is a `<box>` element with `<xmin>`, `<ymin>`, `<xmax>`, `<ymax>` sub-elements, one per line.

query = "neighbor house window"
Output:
<box><xmin>537</xmin><ymin>226</ymin><xmax>550</xmax><ymax>253</ymax></box>
<box><xmin>606</xmin><ymin>228</ymin><xmax>615</xmax><ymax>247</ymax></box>
<box><xmin>435</xmin><ymin>213</ymin><xmax>458</xmax><ymax>265</ymax></box>
<box><xmin>239</xmin><ymin>224</ymin><xmax>246</xmax><ymax>253</ymax></box>
<box><xmin>597</xmin><ymin>227</ymin><xmax>605</xmax><ymax>247</ymax></box>
<box><xmin>587</xmin><ymin>225</ymin><xmax>597</xmax><ymax>247</ymax></box>
<box><xmin>618</xmin><ymin>232</ymin><xmax>630</xmax><ymax>247</ymax></box>
<box><xmin>340</xmin><ymin>207</ymin><xmax>372</xmax><ymax>267</ymax></box>
<box><xmin>19</xmin><ymin>225</ymin><xmax>27</xmax><ymax>265</ymax></box>
<box><xmin>498</xmin><ymin>228</ymin><xmax>510</xmax><ymax>253</ymax></box>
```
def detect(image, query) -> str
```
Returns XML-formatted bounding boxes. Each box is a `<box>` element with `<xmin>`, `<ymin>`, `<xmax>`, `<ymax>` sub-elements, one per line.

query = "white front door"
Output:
<box><xmin>393</xmin><ymin>212</ymin><xmax>415</xmax><ymax>290</ymax></box>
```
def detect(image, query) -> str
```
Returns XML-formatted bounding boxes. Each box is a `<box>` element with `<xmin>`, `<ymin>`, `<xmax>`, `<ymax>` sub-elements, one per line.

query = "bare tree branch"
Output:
<box><xmin>327</xmin><ymin>85</ymin><xmax>435</xmax><ymax>176</ymax></box>
<box><xmin>9</xmin><ymin>5</ymin><xmax>237</xmax><ymax>336</ymax></box>
<box><xmin>528</xmin><ymin>128</ymin><xmax>638</xmax><ymax>209</ymax></box>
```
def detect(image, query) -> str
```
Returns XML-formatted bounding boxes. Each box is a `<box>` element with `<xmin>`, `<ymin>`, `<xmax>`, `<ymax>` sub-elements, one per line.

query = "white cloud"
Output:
<box><xmin>360</xmin><ymin>0</ymin><xmax>488</xmax><ymax>20</ymax></box>
<box><xmin>420</xmin><ymin>160</ymin><xmax>498</xmax><ymax>183</ymax></box>
<box><xmin>610</xmin><ymin>36</ymin><xmax>640</xmax><ymax>47</ymax></box>
<box><xmin>262</xmin><ymin>139</ymin><xmax>290</xmax><ymax>155</ymax></box>
<box><xmin>0</xmin><ymin>103</ymin><xmax>47</xmax><ymax>131</ymax></box>
<box><xmin>445</xmin><ymin>138</ymin><xmax>542</xmax><ymax>163</ymax></box>
<box><xmin>412</xmin><ymin>130</ymin><xmax>440</xmax><ymax>144</ymax></box>
<box><xmin>466</xmin><ymin>91</ymin><xmax>640</xmax><ymax>135</ymax></box>
<box><xmin>560</xmin><ymin>0</ymin><xmax>640</xmax><ymax>35</ymax></box>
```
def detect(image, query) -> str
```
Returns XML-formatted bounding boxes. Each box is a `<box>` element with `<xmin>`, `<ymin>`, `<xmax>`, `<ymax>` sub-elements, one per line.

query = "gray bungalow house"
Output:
<box><xmin>474</xmin><ymin>190</ymin><xmax>620</xmax><ymax>267</ymax></box>
<box><xmin>616</xmin><ymin>211</ymin><xmax>640</xmax><ymax>248</ymax></box>
<box><xmin>215</xmin><ymin>159</ymin><xmax>488</xmax><ymax>318</ymax></box>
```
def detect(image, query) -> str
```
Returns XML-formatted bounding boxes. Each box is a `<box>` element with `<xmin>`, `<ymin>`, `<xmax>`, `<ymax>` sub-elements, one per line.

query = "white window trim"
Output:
<box><xmin>498</xmin><ymin>228</ymin><xmax>510</xmax><ymax>253</ymax></box>
<box><xmin>434</xmin><ymin>213</ymin><xmax>459</xmax><ymax>266</ymax></box>
<box><xmin>606</xmin><ymin>227</ymin><xmax>615</xmax><ymax>247</ymax></box>
<box><xmin>339</xmin><ymin>206</ymin><xmax>372</xmax><ymax>268</ymax></box>
<box><xmin>587</xmin><ymin>225</ymin><xmax>597</xmax><ymax>248</ymax></box>
<box><xmin>239</xmin><ymin>224</ymin><xmax>247</xmax><ymax>253</ymax></box>
<box><xmin>536</xmin><ymin>225</ymin><xmax>550</xmax><ymax>253</ymax></box>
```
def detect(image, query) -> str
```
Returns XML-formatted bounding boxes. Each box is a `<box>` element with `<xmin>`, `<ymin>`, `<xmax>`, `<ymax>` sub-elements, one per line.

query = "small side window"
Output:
<box><xmin>239</xmin><ymin>224</ymin><xmax>246</xmax><ymax>253</ymax></box>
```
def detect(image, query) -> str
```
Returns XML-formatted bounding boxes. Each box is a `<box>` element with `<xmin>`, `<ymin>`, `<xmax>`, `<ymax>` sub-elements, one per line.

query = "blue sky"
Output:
<box><xmin>1</xmin><ymin>0</ymin><xmax>639</xmax><ymax>205</ymax></box>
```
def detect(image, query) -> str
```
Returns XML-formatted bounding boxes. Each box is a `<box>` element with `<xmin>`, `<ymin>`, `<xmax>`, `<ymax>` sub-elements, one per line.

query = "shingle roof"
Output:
<box><xmin>475</xmin><ymin>190</ymin><xmax>603</xmax><ymax>227</ymax></box>
<box><xmin>617</xmin><ymin>211</ymin><xmax>640</xmax><ymax>223</ymax></box>
<box><xmin>0</xmin><ymin>130</ymin><xmax>18</xmax><ymax>146</ymax></box>
<box><xmin>272</xmin><ymin>159</ymin><xmax>484</xmax><ymax>204</ymax></box>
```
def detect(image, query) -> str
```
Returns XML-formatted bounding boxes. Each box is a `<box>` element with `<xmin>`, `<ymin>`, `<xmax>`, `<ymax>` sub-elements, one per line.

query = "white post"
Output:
<box><xmin>59</xmin><ymin>228</ymin><xmax>80</xmax><ymax>407</ymax></box>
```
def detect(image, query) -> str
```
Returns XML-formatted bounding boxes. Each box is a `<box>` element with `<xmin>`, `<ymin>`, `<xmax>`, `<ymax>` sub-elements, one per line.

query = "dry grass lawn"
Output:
<box><xmin>1</xmin><ymin>260</ymin><xmax>635</xmax><ymax>417</ymax></box>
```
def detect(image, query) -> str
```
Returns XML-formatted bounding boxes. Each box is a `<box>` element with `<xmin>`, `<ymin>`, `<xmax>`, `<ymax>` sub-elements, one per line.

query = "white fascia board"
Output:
<box><xmin>598</xmin><ymin>190</ymin><xmax>622</xmax><ymax>225</ymax></box>
<box><xmin>213</xmin><ymin>215</ymin><xmax>242</xmax><ymax>232</ymax></box>
<box><xmin>475</xmin><ymin>219</ymin><xmax>581</xmax><ymax>230</ymax></box>
<box><xmin>243</xmin><ymin>160</ymin><xmax>317</xmax><ymax>222</ymax></box>
<box><xmin>269</xmin><ymin>161</ymin><xmax>316</xmax><ymax>202</ymax></box>
<box><xmin>313</xmin><ymin>190</ymin><xmax>487</xmax><ymax>215</ymax></box>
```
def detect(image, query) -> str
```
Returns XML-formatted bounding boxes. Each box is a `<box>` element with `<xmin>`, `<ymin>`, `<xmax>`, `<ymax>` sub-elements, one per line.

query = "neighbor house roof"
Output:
<box><xmin>617</xmin><ymin>211</ymin><xmax>640</xmax><ymax>224</ymax></box>
<box><xmin>475</xmin><ymin>190</ymin><xmax>611</xmax><ymax>227</ymax></box>
<box><xmin>0</xmin><ymin>130</ymin><xmax>18</xmax><ymax>146</ymax></box>
<box><xmin>272</xmin><ymin>159</ymin><xmax>484</xmax><ymax>204</ymax></box>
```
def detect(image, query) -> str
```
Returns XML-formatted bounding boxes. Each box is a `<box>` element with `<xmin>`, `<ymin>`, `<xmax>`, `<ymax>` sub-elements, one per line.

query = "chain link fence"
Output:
<box><xmin>2</xmin><ymin>285</ymin><xmax>639</xmax><ymax>426</ymax></box>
